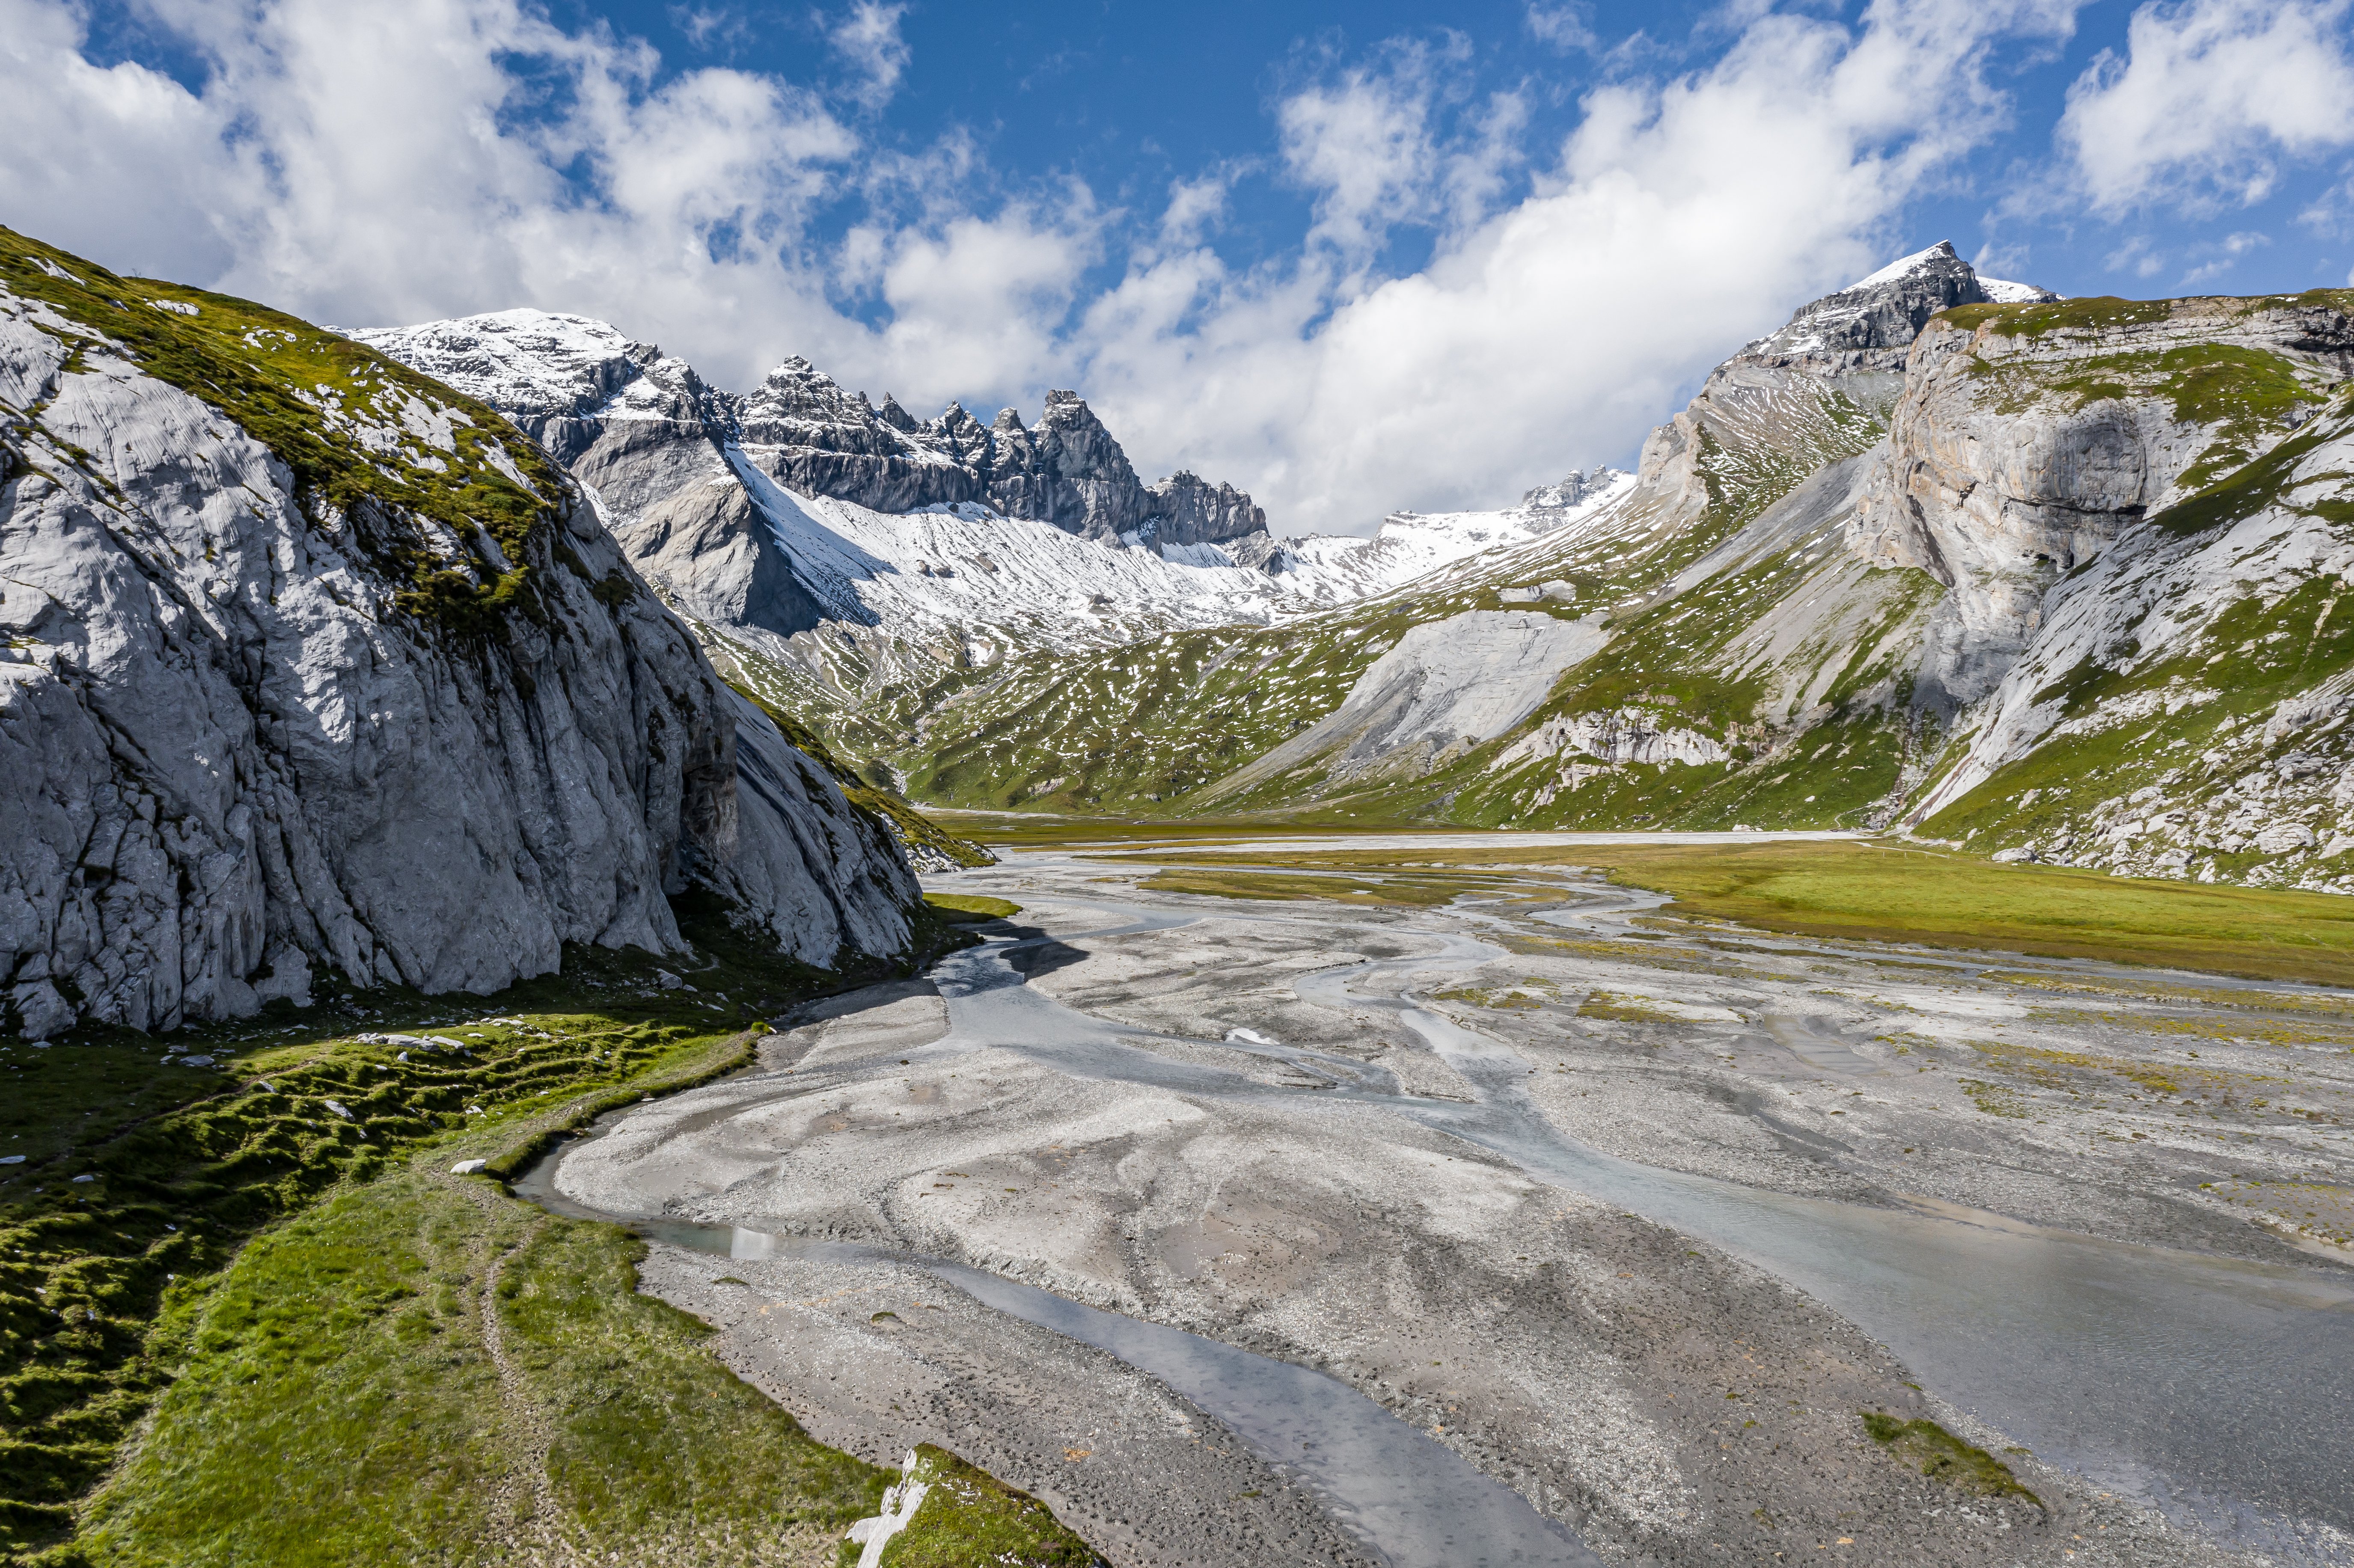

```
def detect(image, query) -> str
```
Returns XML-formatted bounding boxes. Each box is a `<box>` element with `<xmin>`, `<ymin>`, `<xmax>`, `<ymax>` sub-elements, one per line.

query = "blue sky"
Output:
<box><xmin>9</xmin><ymin>0</ymin><xmax>2354</xmax><ymax>530</ymax></box>
<box><xmin>580</xmin><ymin>0</ymin><xmax>2354</xmax><ymax>300</ymax></box>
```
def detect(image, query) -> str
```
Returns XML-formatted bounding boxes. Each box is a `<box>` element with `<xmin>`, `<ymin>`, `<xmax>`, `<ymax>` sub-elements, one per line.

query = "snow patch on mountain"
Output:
<box><xmin>724</xmin><ymin>461</ymin><xmax>1314</xmax><ymax>650</ymax></box>
<box><xmin>1979</xmin><ymin>277</ymin><xmax>2057</xmax><ymax>305</ymax></box>
<box><xmin>1272</xmin><ymin>469</ymin><xmax>1635</xmax><ymax>607</ymax></box>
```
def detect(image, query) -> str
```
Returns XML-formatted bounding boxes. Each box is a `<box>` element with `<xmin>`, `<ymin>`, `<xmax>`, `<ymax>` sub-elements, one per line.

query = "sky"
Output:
<box><xmin>7</xmin><ymin>0</ymin><xmax>2354</xmax><ymax>535</ymax></box>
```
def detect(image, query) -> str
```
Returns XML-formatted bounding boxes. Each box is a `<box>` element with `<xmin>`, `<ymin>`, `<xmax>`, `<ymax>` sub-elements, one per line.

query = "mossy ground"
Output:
<box><xmin>0</xmin><ymin>897</ymin><xmax>1040</xmax><ymax>1568</ymax></box>
<box><xmin>922</xmin><ymin>893</ymin><xmax>1023</xmax><ymax>922</ymax></box>
<box><xmin>1132</xmin><ymin>864</ymin><xmax>1540</xmax><ymax>908</ymax></box>
<box><xmin>1859</xmin><ymin>1413</ymin><xmax>2039</xmax><ymax>1505</ymax></box>
<box><xmin>1115</xmin><ymin>838</ymin><xmax>2354</xmax><ymax>986</ymax></box>
<box><xmin>77</xmin><ymin>1172</ymin><xmax>884</xmax><ymax>1568</ymax></box>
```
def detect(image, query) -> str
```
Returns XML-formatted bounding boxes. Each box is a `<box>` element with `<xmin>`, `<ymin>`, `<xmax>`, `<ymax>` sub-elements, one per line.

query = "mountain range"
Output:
<box><xmin>10</xmin><ymin>224</ymin><xmax>2354</xmax><ymax>1035</ymax></box>
<box><xmin>362</xmin><ymin>240</ymin><xmax>2354</xmax><ymax>897</ymax></box>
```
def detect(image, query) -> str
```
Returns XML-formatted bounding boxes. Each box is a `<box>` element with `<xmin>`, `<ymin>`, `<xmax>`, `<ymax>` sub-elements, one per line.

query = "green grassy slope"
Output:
<box><xmin>1120</xmin><ymin>837</ymin><xmax>2354</xmax><ymax>986</ymax></box>
<box><xmin>0</xmin><ymin>904</ymin><xmax>1095</xmax><ymax>1567</ymax></box>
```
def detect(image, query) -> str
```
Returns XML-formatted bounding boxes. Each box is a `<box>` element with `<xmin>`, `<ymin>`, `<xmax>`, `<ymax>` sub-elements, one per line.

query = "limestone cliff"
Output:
<box><xmin>0</xmin><ymin>229</ymin><xmax>919</xmax><ymax>1037</ymax></box>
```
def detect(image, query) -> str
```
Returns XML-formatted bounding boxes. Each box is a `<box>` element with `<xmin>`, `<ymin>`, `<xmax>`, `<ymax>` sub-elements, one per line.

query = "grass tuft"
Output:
<box><xmin>1860</xmin><ymin>1412</ymin><xmax>2041</xmax><ymax>1505</ymax></box>
<box><xmin>922</xmin><ymin>894</ymin><xmax>1023</xmax><ymax>923</ymax></box>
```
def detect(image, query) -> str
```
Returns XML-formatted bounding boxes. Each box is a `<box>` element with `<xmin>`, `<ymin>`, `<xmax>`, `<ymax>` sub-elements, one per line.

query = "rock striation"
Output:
<box><xmin>0</xmin><ymin>230</ymin><xmax>919</xmax><ymax>1038</ymax></box>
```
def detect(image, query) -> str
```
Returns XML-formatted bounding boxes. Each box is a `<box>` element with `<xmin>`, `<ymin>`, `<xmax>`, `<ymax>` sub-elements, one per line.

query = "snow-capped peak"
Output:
<box><xmin>348</xmin><ymin>309</ymin><xmax>648</xmax><ymax>422</ymax></box>
<box><xmin>1847</xmin><ymin>241</ymin><xmax>1962</xmax><ymax>292</ymax></box>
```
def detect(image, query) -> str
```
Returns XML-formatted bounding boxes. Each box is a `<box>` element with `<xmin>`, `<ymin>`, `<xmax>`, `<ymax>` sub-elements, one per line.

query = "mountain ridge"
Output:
<box><xmin>348</xmin><ymin>238</ymin><xmax>2354</xmax><ymax>897</ymax></box>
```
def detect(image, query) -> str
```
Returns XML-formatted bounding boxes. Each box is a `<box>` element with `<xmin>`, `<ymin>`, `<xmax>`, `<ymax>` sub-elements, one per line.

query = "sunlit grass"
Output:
<box><xmin>1107</xmin><ymin>838</ymin><xmax>2354</xmax><ymax>986</ymax></box>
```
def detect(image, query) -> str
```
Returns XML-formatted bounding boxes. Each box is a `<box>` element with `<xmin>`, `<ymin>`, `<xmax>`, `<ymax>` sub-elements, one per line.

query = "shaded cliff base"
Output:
<box><xmin>0</xmin><ymin>900</ymin><xmax>1094</xmax><ymax>1568</ymax></box>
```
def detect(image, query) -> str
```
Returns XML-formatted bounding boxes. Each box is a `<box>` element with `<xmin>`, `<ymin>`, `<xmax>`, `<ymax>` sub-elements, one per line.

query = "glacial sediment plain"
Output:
<box><xmin>535</xmin><ymin>832</ymin><xmax>2354</xmax><ymax>1568</ymax></box>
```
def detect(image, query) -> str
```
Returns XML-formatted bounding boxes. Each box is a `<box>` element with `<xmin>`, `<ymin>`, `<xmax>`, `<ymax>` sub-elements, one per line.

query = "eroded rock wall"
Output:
<box><xmin>0</xmin><ymin>256</ymin><xmax>916</xmax><ymax>1037</ymax></box>
<box><xmin>1851</xmin><ymin>296</ymin><xmax>2354</xmax><ymax>707</ymax></box>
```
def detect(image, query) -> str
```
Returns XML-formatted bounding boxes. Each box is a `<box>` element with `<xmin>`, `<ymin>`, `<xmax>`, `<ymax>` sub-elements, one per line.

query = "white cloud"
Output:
<box><xmin>2104</xmin><ymin>234</ymin><xmax>2170</xmax><ymax>276</ymax></box>
<box><xmin>1527</xmin><ymin>2</ymin><xmax>1600</xmax><ymax>53</ymax></box>
<box><xmin>2177</xmin><ymin>227</ymin><xmax>2271</xmax><ymax>285</ymax></box>
<box><xmin>1158</xmin><ymin>172</ymin><xmax>1233</xmax><ymax>248</ymax></box>
<box><xmin>2060</xmin><ymin>0</ymin><xmax>2354</xmax><ymax>212</ymax></box>
<box><xmin>1276</xmin><ymin>39</ymin><xmax>1459</xmax><ymax>268</ymax></box>
<box><xmin>3</xmin><ymin>0</ymin><xmax>2087</xmax><ymax>535</ymax></box>
<box><xmin>0</xmin><ymin>0</ymin><xmax>1020</xmax><ymax>394</ymax></box>
<box><xmin>1074</xmin><ymin>0</ymin><xmax>2083</xmax><ymax>531</ymax></box>
<box><xmin>827</xmin><ymin>2</ymin><xmax>909</xmax><ymax>110</ymax></box>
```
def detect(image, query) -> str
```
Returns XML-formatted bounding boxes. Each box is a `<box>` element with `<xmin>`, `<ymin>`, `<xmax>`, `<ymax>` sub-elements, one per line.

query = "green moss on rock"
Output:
<box><xmin>0</xmin><ymin>226</ymin><xmax>565</xmax><ymax>635</ymax></box>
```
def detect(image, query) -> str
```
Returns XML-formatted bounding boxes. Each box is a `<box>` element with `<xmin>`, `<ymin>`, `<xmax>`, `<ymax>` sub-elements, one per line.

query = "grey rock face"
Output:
<box><xmin>736</xmin><ymin>357</ymin><xmax>979</xmax><ymax>515</ymax></box>
<box><xmin>1744</xmin><ymin>241</ymin><xmax>2057</xmax><ymax>373</ymax></box>
<box><xmin>1852</xmin><ymin>295</ymin><xmax>2354</xmax><ymax>705</ymax></box>
<box><xmin>1202</xmin><ymin>611</ymin><xmax>1610</xmax><ymax>799</ymax></box>
<box><xmin>1521</xmin><ymin>466</ymin><xmax>1629</xmax><ymax>511</ymax></box>
<box><xmin>2</xmin><ymin>273</ymin><xmax>916</xmax><ymax>1037</ymax></box>
<box><xmin>1142</xmin><ymin>471</ymin><xmax>1267</xmax><ymax>548</ymax></box>
<box><xmin>980</xmin><ymin>389</ymin><xmax>1154</xmax><ymax>540</ymax></box>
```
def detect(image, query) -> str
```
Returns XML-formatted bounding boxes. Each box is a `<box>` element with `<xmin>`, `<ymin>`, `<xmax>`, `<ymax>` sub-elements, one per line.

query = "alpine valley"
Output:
<box><xmin>365</xmin><ymin>242</ymin><xmax>2354</xmax><ymax>894</ymax></box>
<box><xmin>15</xmin><ymin>212</ymin><xmax>2354</xmax><ymax>1568</ymax></box>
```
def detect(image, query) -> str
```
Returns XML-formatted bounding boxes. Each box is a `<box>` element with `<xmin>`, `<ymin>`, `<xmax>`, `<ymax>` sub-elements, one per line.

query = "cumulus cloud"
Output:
<box><xmin>1074</xmin><ymin>0</ymin><xmax>2081</xmax><ymax>530</ymax></box>
<box><xmin>0</xmin><ymin>0</ymin><xmax>1083</xmax><ymax>395</ymax></box>
<box><xmin>3</xmin><ymin>0</ymin><xmax>2085</xmax><ymax>533</ymax></box>
<box><xmin>2060</xmin><ymin>0</ymin><xmax>2354</xmax><ymax>212</ymax></box>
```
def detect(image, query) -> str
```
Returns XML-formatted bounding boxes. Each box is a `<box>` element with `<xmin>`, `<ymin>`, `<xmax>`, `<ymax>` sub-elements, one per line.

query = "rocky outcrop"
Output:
<box><xmin>1851</xmin><ymin>294</ymin><xmax>2354</xmax><ymax>705</ymax></box>
<box><xmin>1139</xmin><ymin>470</ymin><xmax>1267</xmax><ymax>549</ymax></box>
<box><xmin>975</xmin><ymin>389</ymin><xmax>1154</xmax><ymax>540</ymax></box>
<box><xmin>1521</xmin><ymin>467</ymin><xmax>1627</xmax><ymax>511</ymax></box>
<box><xmin>1625</xmin><ymin>246</ymin><xmax>2061</xmax><ymax>540</ymax></box>
<box><xmin>1741</xmin><ymin>241</ymin><xmax>2057</xmax><ymax>377</ymax></box>
<box><xmin>1201</xmin><ymin>611</ymin><xmax>1610</xmax><ymax>798</ymax></box>
<box><xmin>1499</xmin><ymin>708</ymin><xmax>1730</xmax><ymax>771</ymax></box>
<box><xmin>0</xmin><ymin>232</ymin><xmax>918</xmax><ymax>1037</ymax></box>
<box><xmin>736</xmin><ymin>357</ymin><xmax>978</xmax><ymax>515</ymax></box>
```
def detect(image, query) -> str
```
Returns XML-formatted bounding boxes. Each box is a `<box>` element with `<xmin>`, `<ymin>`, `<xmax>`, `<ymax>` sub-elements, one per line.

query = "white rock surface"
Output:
<box><xmin>1852</xmin><ymin>297</ymin><xmax>2354</xmax><ymax>706</ymax></box>
<box><xmin>0</xmin><ymin>264</ymin><xmax>918</xmax><ymax>1037</ymax></box>
<box><xmin>1208</xmin><ymin>610</ymin><xmax>1610</xmax><ymax>793</ymax></box>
